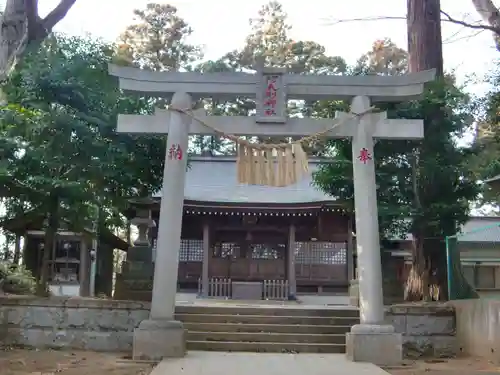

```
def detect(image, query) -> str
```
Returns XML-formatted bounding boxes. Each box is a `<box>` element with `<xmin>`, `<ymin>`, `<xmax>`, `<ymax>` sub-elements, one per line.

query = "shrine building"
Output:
<box><xmin>117</xmin><ymin>155</ymin><xmax>355</xmax><ymax>300</ymax></box>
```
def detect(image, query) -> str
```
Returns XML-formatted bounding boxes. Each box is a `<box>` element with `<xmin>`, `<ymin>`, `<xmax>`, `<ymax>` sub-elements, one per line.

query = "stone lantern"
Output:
<box><xmin>114</xmin><ymin>206</ymin><xmax>156</xmax><ymax>301</ymax></box>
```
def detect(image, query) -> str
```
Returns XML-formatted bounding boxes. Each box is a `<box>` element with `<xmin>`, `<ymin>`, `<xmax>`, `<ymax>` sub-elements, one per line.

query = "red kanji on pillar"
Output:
<box><xmin>358</xmin><ymin>147</ymin><xmax>372</xmax><ymax>164</ymax></box>
<box><xmin>168</xmin><ymin>144</ymin><xmax>183</xmax><ymax>160</ymax></box>
<box><xmin>175</xmin><ymin>145</ymin><xmax>183</xmax><ymax>160</ymax></box>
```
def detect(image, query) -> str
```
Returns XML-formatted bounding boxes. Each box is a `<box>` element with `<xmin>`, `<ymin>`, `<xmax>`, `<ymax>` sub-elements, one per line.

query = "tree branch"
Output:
<box><xmin>42</xmin><ymin>0</ymin><xmax>77</xmax><ymax>32</ymax></box>
<box><xmin>323</xmin><ymin>9</ymin><xmax>500</xmax><ymax>36</ymax></box>
<box><xmin>471</xmin><ymin>0</ymin><xmax>500</xmax><ymax>29</ymax></box>
<box><xmin>0</xmin><ymin>0</ymin><xmax>77</xmax><ymax>83</ymax></box>
<box><xmin>440</xmin><ymin>10</ymin><xmax>500</xmax><ymax>34</ymax></box>
<box><xmin>323</xmin><ymin>15</ymin><xmax>406</xmax><ymax>26</ymax></box>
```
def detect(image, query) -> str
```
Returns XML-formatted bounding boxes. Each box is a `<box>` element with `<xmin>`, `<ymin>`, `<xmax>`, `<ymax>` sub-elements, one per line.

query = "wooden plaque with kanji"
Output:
<box><xmin>256</xmin><ymin>66</ymin><xmax>287</xmax><ymax>123</ymax></box>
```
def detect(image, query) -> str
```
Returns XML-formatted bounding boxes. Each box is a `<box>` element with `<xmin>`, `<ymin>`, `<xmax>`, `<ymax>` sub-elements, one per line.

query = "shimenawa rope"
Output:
<box><xmin>172</xmin><ymin>106</ymin><xmax>375</xmax><ymax>187</ymax></box>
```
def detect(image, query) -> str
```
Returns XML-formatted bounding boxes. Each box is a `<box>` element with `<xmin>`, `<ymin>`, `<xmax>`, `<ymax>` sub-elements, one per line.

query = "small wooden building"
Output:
<box><xmin>126</xmin><ymin>156</ymin><xmax>355</xmax><ymax>298</ymax></box>
<box><xmin>0</xmin><ymin>211</ymin><xmax>128</xmax><ymax>297</ymax></box>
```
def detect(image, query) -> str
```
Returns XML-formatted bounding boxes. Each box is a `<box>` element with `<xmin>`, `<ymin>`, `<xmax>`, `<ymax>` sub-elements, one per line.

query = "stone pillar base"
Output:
<box><xmin>133</xmin><ymin>319</ymin><xmax>186</xmax><ymax>360</ymax></box>
<box><xmin>346</xmin><ymin>324</ymin><xmax>402</xmax><ymax>366</ymax></box>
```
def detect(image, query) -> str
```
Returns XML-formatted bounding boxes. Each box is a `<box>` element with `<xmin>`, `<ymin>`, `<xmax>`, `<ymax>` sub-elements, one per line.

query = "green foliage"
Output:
<box><xmin>0</xmin><ymin>33</ymin><xmax>166</xmax><ymax>228</ymax></box>
<box><xmin>117</xmin><ymin>3</ymin><xmax>202</xmax><ymax>71</ymax></box>
<box><xmin>353</xmin><ymin>39</ymin><xmax>408</xmax><ymax>76</ymax></box>
<box><xmin>410</xmin><ymin>81</ymin><xmax>479</xmax><ymax>237</ymax></box>
<box><xmin>0</xmin><ymin>262</ymin><xmax>36</xmax><ymax>295</ymax></box>
<box><xmin>469</xmin><ymin>63</ymin><xmax>500</xmax><ymax>208</ymax></box>
<box><xmin>313</xmin><ymin>79</ymin><xmax>479</xmax><ymax>240</ymax></box>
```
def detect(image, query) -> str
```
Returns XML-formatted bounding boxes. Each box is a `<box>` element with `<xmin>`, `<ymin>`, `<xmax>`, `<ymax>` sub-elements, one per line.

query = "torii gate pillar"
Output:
<box><xmin>132</xmin><ymin>92</ymin><xmax>192</xmax><ymax>360</ymax></box>
<box><xmin>345</xmin><ymin>95</ymin><xmax>403</xmax><ymax>366</ymax></box>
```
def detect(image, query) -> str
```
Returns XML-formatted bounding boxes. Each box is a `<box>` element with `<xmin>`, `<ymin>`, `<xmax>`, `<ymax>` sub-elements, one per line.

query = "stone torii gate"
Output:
<box><xmin>109</xmin><ymin>63</ymin><xmax>435</xmax><ymax>364</ymax></box>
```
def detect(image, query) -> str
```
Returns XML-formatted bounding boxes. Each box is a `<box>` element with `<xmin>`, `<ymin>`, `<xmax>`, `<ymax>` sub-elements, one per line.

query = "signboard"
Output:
<box><xmin>256</xmin><ymin>66</ymin><xmax>287</xmax><ymax>123</ymax></box>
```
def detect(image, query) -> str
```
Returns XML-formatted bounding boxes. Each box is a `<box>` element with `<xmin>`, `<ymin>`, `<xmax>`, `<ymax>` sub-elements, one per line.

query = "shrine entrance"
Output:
<box><xmin>162</xmin><ymin>198</ymin><xmax>352</xmax><ymax>300</ymax></box>
<box><xmin>109</xmin><ymin>59</ymin><xmax>435</xmax><ymax>361</ymax></box>
<box><xmin>210</xmin><ymin>229</ymin><xmax>288</xmax><ymax>281</ymax></box>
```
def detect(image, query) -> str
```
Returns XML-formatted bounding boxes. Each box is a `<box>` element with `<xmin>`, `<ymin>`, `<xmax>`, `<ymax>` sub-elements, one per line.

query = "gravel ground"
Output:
<box><xmin>384</xmin><ymin>357</ymin><xmax>500</xmax><ymax>375</ymax></box>
<box><xmin>0</xmin><ymin>348</ymin><xmax>155</xmax><ymax>375</ymax></box>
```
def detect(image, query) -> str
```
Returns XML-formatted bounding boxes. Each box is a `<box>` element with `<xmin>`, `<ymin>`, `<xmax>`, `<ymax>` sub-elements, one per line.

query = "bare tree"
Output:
<box><xmin>0</xmin><ymin>0</ymin><xmax>76</xmax><ymax>80</ymax></box>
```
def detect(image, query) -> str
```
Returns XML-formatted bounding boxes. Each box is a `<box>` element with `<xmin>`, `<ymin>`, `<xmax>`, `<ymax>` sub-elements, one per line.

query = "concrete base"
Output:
<box><xmin>346</xmin><ymin>324</ymin><xmax>402</xmax><ymax>366</ymax></box>
<box><xmin>133</xmin><ymin>319</ymin><xmax>186</xmax><ymax>360</ymax></box>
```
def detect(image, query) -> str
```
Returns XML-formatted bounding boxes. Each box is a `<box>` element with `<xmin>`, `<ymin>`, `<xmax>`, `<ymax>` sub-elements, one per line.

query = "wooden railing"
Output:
<box><xmin>198</xmin><ymin>277</ymin><xmax>232</xmax><ymax>298</ymax></box>
<box><xmin>197</xmin><ymin>278</ymin><xmax>289</xmax><ymax>300</ymax></box>
<box><xmin>263</xmin><ymin>279</ymin><xmax>289</xmax><ymax>300</ymax></box>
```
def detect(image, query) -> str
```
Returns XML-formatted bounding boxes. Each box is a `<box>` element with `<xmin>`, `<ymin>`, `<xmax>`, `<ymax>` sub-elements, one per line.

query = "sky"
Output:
<box><xmin>37</xmin><ymin>0</ymin><xmax>500</xmax><ymax>95</ymax></box>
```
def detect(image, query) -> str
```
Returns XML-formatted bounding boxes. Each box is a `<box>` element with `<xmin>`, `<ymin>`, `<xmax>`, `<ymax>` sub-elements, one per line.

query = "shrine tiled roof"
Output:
<box><xmin>153</xmin><ymin>156</ymin><xmax>336</xmax><ymax>205</ymax></box>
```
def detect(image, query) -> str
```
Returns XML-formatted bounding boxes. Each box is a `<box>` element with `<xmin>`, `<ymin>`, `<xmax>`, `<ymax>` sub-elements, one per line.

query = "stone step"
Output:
<box><xmin>183</xmin><ymin>322</ymin><xmax>352</xmax><ymax>334</ymax></box>
<box><xmin>175</xmin><ymin>305</ymin><xmax>359</xmax><ymax>318</ymax></box>
<box><xmin>187</xmin><ymin>331</ymin><xmax>346</xmax><ymax>344</ymax></box>
<box><xmin>186</xmin><ymin>340</ymin><xmax>345</xmax><ymax>353</ymax></box>
<box><xmin>176</xmin><ymin>313</ymin><xmax>359</xmax><ymax>326</ymax></box>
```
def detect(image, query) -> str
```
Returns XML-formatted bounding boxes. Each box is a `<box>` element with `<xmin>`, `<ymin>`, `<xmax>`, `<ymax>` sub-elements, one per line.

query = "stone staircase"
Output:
<box><xmin>174</xmin><ymin>304</ymin><xmax>359</xmax><ymax>353</ymax></box>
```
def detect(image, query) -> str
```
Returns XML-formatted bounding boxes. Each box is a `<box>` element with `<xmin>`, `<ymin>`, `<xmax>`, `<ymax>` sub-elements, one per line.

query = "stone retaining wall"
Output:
<box><xmin>0</xmin><ymin>296</ymin><xmax>457</xmax><ymax>357</ymax></box>
<box><xmin>0</xmin><ymin>296</ymin><xmax>149</xmax><ymax>352</ymax></box>
<box><xmin>386</xmin><ymin>304</ymin><xmax>457</xmax><ymax>358</ymax></box>
<box><xmin>452</xmin><ymin>299</ymin><xmax>500</xmax><ymax>362</ymax></box>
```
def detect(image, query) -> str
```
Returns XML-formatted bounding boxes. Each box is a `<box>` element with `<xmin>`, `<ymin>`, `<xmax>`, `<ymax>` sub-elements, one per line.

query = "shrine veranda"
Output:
<box><xmin>109</xmin><ymin>62</ymin><xmax>435</xmax><ymax>363</ymax></box>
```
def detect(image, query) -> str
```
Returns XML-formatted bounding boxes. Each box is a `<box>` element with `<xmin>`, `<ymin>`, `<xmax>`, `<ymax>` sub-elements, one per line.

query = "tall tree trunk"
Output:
<box><xmin>126</xmin><ymin>219</ymin><xmax>131</xmax><ymax>245</ymax></box>
<box><xmin>407</xmin><ymin>0</ymin><xmax>443</xmax><ymax>77</ymax></box>
<box><xmin>406</xmin><ymin>0</ymin><xmax>443</xmax><ymax>301</ymax></box>
<box><xmin>3</xmin><ymin>231</ymin><xmax>10</xmax><ymax>261</ymax></box>
<box><xmin>406</xmin><ymin>0</ymin><xmax>477</xmax><ymax>300</ymax></box>
<box><xmin>13</xmin><ymin>234</ymin><xmax>20</xmax><ymax>264</ymax></box>
<box><xmin>0</xmin><ymin>0</ymin><xmax>76</xmax><ymax>82</ymax></box>
<box><xmin>37</xmin><ymin>192</ymin><xmax>59</xmax><ymax>296</ymax></box>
